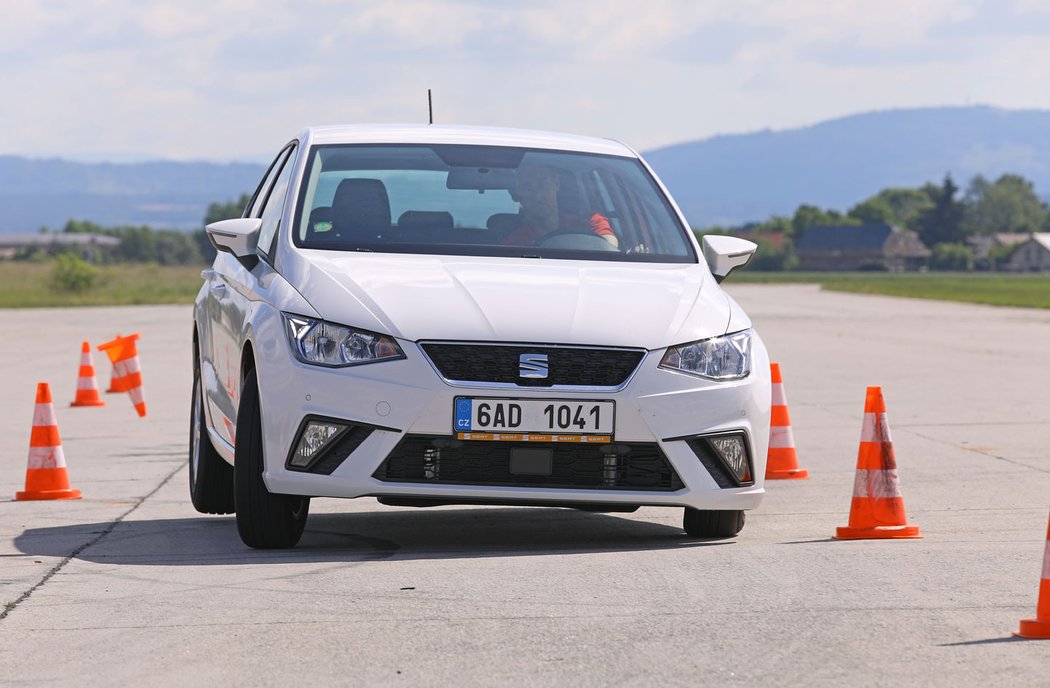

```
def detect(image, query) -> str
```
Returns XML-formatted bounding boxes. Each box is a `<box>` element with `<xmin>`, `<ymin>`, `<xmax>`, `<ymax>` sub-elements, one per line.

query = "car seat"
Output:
<box><xmin>330</xmin><ymin>178</ymin><xmax>392</xmax><ymax>238</ymax></box>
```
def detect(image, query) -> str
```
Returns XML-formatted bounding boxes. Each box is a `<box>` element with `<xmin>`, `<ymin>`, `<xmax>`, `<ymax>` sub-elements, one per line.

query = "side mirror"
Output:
<box><xmin>702</xmin><ymin>235</ymin><xmax>757</xmax><ymax>283</ymax></box>
<box><xmin>206</xmin><ymin>218</ymin><xmax>262</xmax><ymax>259</ymax></box>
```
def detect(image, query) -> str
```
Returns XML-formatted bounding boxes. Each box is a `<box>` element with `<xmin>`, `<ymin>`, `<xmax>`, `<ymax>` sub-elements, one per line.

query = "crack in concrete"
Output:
<box><xmin>0</xmin><ymin>460</ymin><xmax>185</xmax><ymax>623</ymax></box>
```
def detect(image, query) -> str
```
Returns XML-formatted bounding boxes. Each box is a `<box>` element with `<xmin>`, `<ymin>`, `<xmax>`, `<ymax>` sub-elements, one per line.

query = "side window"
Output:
<box><xmin>256</xmin><ymin>146</ymin><xmax>296</xmax><ymax>257</ymax></box>
<box><xmin>247</xmin><ymin>148</ymin><xmax>290</xmax><ymax>219</ymax></box>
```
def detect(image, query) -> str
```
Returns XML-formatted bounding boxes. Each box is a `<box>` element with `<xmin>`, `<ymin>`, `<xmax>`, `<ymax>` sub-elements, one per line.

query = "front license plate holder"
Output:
<box><xmin>453</xmin><ymin>397</ymin><xmax>615</xmax><ymax>443</ymax></box>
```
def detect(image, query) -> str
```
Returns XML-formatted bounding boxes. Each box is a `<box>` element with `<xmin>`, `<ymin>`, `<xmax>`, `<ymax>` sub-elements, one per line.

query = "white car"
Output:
<box><xmin>190</xmin><ymin>124</ymin><xmax>770</xmax><ymax>548</ymax></box>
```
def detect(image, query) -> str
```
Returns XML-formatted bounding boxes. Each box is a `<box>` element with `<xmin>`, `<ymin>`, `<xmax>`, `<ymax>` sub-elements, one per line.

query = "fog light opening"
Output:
<box><xmin>707</xmin><ymin>434</ymin><xmax>752</xmax><ymax>484</ymax></box>
<box><xmin>290</xmin><ymin>421</ymin><xmax>349</xmax><ymax>468</ymax></box>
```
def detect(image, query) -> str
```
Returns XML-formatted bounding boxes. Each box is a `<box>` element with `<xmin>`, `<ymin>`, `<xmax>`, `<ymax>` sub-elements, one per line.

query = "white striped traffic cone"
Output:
<box><xmin>98</xmin><ymin>333</ymin><xmax>147</xmax><ymax>418</ymax></box>
<box><xmin>1015</xmin><ymin>511</ymin><xmax>1050</xmax><ymax>639</ymax></box>
<box><xmin>835</xmin><ymin>386</ymin><xmax>920</xmax><ymax>540</ymax></box>
<box><xmin>765</xmin><ymin>363</ymin><xmax>809</xmax><ymax>480</ymax></box>
<box><xmin>70</xmin><ymin>340</ymin><xmax>106</xmax><ymax>407</ymax></box>
<box><xmin>16</xmin><ymin>383</ymin><xmax>81</xmax><ymax>501</ymax></box>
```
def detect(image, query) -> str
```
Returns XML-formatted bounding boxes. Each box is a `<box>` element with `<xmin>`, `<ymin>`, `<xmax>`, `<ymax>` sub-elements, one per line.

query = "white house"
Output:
<box><xmin>1006</xmin><ymin>233</ymin><xmax>1050</xmax><ymax>272</ymax></box>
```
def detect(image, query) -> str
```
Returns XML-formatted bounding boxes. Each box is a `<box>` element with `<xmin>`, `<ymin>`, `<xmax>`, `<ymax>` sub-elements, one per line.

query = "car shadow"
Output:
<box><xmin>14</xmin><ymin>507</ymin><xmax>731</xmax><ymax>566</ymax></box>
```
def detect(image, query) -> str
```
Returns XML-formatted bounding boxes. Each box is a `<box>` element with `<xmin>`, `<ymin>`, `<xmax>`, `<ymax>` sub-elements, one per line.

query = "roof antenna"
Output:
<box><xmin>428</xmin><ymin>89</ymin><xmax>433</xmax><ymax>125</ymax></box>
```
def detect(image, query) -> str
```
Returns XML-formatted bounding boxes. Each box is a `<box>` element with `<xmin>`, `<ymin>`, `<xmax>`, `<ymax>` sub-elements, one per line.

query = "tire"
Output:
<box><xmin>682</xmin><ymin>508</ymin><xmax>745</xmax><ymax>538</ymax></box>
<box><xmin>234</xmin><ymin>370</ymin><xmax>309</xmax><ymax>549</ymax></box>
<box><xmin>189</xmin><ymin>361</ymin><xmax>235</xmax><ymax>514</ymax></box>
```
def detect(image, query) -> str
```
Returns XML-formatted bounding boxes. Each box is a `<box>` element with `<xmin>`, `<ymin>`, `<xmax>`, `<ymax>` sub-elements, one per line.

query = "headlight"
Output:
<box><xmin>284</xmin><ymin>314</ymin><xmax>404</xmax><ymax>367</ymax></box>
<box><xmin>659</xmin><ymin>330</ymin><xmax>751</xmax><ymax>380</ymax></box>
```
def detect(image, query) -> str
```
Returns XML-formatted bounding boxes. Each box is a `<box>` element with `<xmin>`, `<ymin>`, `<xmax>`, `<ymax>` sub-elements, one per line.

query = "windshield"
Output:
<box><xmin>293</xmin><ymin>144</ymin><xmax>695</xmax><ymax>263</ymax></box>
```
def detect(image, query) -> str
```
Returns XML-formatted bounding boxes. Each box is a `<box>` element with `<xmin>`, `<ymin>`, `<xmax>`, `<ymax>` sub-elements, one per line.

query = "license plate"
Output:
<box><xmin>453</xmin><ymin>397</ymin><xmax>614</xmax><ymax>442</ymax></box>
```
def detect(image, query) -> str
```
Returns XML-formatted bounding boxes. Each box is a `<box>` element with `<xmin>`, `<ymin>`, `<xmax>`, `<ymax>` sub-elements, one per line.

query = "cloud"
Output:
<box><xmin>0</xmin><ymin>0</ymin><xmax>1048</xmax><ymax>159</ymax></box>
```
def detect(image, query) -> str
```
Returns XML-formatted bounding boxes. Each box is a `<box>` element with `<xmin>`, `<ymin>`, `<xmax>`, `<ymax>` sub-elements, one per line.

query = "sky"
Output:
<box><xmin>2</xmin><ymin>0</ymin><xmax>1050</xmax><ymax>162</ymax></box>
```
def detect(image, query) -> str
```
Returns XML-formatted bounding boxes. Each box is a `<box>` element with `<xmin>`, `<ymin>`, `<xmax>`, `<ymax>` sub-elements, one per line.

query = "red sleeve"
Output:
<box><xmin>588</xmin><ymin>213</ymin><xmax>614</xmax><ymax>237</ymax></box>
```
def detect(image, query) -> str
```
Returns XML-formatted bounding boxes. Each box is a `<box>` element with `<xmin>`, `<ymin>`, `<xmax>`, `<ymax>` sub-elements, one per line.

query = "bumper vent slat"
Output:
<box><xmin>420</xmin><ymin>343</ymin><xmax>644</xmax><ymax>388</ymax></box>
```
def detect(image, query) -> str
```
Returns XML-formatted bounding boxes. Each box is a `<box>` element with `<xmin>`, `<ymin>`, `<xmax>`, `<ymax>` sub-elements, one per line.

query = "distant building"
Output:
<box><xmin>1005</xmin><ymin>233</ymin><xmax>1050</xmax><ymax>272</ymax></box>
<box><xmin>968</xmin><ymin>233</ymin><xmax>1030</xmax><ymax>270</ymax></box>
<box><xmin>795</xmin><ymin>224</ymin><xmax>930</xmax><ymax>271</ymax></box>
<box><xmin>0</xmin><ymin>233</ymin><xmax>119</xmax><ymax>261</ymax></box>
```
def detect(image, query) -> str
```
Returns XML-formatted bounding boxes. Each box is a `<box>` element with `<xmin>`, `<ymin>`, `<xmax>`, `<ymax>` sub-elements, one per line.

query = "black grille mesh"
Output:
<box><xmin>421</xmin><ymin>343</ymin><xmax>644</xmax><ymax>387</ymax></box>
<box><xmin>374</xmin><ymin>435</ymin><xmax>683</xmax><ymax>491</ymax></box>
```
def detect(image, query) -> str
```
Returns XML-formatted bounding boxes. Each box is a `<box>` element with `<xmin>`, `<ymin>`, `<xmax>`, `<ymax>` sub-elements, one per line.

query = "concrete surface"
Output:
<box><xmin>0</xmin><ymin>285</ymin><xmax>1048</xmax><ymax>686</ymax></box>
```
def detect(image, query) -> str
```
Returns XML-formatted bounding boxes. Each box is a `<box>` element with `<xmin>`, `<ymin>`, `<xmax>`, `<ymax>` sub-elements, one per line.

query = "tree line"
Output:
<box><xmin>17</xmin><ymin>173</ymin><xmax>1049</xmax><ymax>271</ymax></box>
<box><xmin>16</xmin><ymin>194</ymin><xmax>251</xmax><ymax>265</ymax></box>
<box><xmin>702</xmin><ymin>173</ymin><xmax>1050</xmax><ymax>271</ymax></box>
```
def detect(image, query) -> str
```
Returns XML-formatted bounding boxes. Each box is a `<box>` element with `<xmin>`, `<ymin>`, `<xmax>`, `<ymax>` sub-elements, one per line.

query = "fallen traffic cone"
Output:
<box><xmin>835</xmin><ymin>387</ymin><xmax>921</xmax><ymax>540</ymax></box>
<box><xmin>765</xmin><ymin>363</ymin><xmax>809</xmax><ymax>480</ymax></box>
<box><xmin>70</xmin><ymin>341</ymin><xmax>106</xmax><ymax>407</ymax></box>
<box><xmin>1014</xmin><ymin>511</ymin><xmax>1050</xmax><ymax>639</ymax></box>
<box><xmin>98</xmin><ymin>333</ymin><xmax>146</xmax><ymax>417</ymax></box>
<box><xmin>104</xmin><ymin>333</ymin><xmax>128</xmax><ymax>393</ymax></box>
<box><xmin>16</xmin><ymin>383</ymin><xmax>81</xmax><ymax>501</ymax></box>
<box><xmin>105</xmin><ymin>367</ymin><xmax>128</xmax><ymax>393</ymax></box>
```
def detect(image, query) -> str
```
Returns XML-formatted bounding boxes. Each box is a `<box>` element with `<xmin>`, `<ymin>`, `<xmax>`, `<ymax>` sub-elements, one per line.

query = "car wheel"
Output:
<box><xmin>682</xmin><ymin>508</ymin><xmax>745</xmax><ymax>538</ymax></box>
<box><xmin>234</xmin><ymin>369</ymin><xmax>309</xmax><ymax>549</ymax></box>
<box><xmin>189</xmin><ymin>362</ymin><xmax>235</xmax><ymax>514</ymax></box>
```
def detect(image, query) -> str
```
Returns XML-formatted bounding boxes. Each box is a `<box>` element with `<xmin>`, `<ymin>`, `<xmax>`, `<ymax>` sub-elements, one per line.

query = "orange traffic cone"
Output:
<box><xmin>70</xmin><ymin>341</ymin><xmax>106</xmax><ymax>407</ymax></box>
<box><xmin>98</xmin><ymin>333</ymin><xmax>146</xmax><ymax>417</ymax></box>
<box><xmin>16</xmin><ymin>383</ymin><xmax>81</xmax><ymax>501</ymax></box>
<box><xmin>835</xmin><ymin>387</ymin><xmax>921</xmax><ymax>540</ymax></box>
<box><xmin>765</xmin><ymin>363</ymin><xmax>809</xmax><ymax>480</ymax></box>
<box><xmin>105</xmin><ymin>367</ymin><xmax>128</xmax><ymax>393</ymax></box>
<box><xmin>1015</xmin><ymin>511</ymin><xmax>1050</xmax><ymax>639</ymax></box>
<box><xmin>104</xmin><ymin>333</ymin><xmax>128</xmax><ymax>393</ymax></box>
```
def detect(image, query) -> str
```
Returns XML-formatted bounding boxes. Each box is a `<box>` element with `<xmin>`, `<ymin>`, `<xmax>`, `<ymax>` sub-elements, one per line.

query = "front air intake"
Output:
<box><xmin>374</xmin><ymin>435</ymin><xmax>683</xmax><ymax>491</ymax></box>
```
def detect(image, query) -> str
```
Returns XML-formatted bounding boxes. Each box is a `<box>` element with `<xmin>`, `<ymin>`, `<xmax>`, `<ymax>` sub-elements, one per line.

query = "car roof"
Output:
<box><xmin>298</xmin><ymin>124</ymin><xmax>637</xmax><ymax>158</ymax></box>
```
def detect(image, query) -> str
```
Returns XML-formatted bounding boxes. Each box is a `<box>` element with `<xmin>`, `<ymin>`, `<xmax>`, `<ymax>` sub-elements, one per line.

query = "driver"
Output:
<box><xmin>501</xmin><ymin>163</ymin><xmax>619</xmax><ymax>248</ymax></box>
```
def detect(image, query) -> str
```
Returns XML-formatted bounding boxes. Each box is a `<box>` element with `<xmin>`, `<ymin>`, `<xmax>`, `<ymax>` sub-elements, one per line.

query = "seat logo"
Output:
<box><xmin>518</xmin><ymin>353</ymin><xmax>549</xmax><ymax>379</ymax></box>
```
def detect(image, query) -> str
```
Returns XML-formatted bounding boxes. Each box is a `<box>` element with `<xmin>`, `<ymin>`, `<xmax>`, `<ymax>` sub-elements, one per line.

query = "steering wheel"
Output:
<box><xmin>537</xmin><ymin>231</ymin><xmax>618</xmax><ymax>252</ymax></box>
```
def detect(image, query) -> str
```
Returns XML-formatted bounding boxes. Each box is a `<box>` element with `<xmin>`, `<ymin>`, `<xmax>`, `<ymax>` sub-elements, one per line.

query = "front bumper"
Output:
<box><xmin>252</xmin><ymin>311</ymin><xmax>771</xmax><ymax>511</ymax></box>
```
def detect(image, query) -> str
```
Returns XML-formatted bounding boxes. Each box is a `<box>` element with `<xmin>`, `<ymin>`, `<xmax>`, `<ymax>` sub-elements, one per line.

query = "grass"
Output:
<box><xmin>0</xmin><ymin>261</ymin><xmax>204</xmax><ymax>308</ymax></box>
<box><xmin>731</xmin><ymin>271</ymin><xmax>1050</xmax><ymax>309</ymax></box>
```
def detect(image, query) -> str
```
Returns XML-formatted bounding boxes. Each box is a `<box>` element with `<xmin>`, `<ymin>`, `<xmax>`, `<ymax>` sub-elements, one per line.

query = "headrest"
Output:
<box><xmin>398</xmin><ymin>211</ymin><xmax>453</xmax><ymax>231</ymax></box>
<box><xmin>330</xmin><ymin>178</ymin><xmax>391</xmax><ymax>234</ymax></box>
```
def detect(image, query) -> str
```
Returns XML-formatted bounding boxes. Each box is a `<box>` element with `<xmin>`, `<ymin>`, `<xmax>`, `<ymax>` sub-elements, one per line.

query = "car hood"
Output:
<box><xmin>293</xmin><ymin>252</ymin><xmax>739</xmax><ymax>349</ymax></box>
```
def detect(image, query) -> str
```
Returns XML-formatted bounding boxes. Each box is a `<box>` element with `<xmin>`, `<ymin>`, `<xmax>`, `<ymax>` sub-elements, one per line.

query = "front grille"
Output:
<box><xmin>373</xmin><ymin>435</ymin><xmax>684</xmax><ymax>491</ymax></box>
<box><xmin>420</xmin><ymin>343</ymin><xmax>645</xmax><ymax>388</ymax></box>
